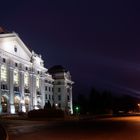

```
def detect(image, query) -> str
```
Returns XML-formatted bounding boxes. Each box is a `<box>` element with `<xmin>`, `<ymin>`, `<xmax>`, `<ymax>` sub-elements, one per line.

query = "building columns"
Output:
<box><xmin>40</xmin><ymin>77</ymin><xmax>45</xmax><ymax>108</ymax></box>
<box><xmin>29</xmin><ymin>73</ymin><xmax>37</xmax><ymax>110</ymax></box>
<box><xmin>9</xmin><ymin>67</ymin><xmax>15</xmax><ymax>114</ymax></box>
<box><xmin>69</xmin><ymin>87</ymin><xmax>73</xmax><ymax>114</ymax></box>
<box><xmin>19</xmin><ymin>71</ymin><xmax>26</xmax><ymax>112</ymax></box>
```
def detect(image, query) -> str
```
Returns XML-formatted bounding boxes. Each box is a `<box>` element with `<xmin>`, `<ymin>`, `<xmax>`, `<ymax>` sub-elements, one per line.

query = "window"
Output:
<box><xmin>25</xmin><ymin>97</ymin><xmax>30</xmax><ymax>105</ymax></box>
<box><xmin>45</xmin><ymin>94</ymin><xmax>47</xmax><ymax>99</ymax></box>
<box><xmin>15</xmin><ymin>63</ymin><xmax>18</xmax><ymax>67</ymax></box>
<box><xmin>58</xmin><ymin>95</ymin><xmax>61</xmax><ymax>101</ymax></box>
<box><xmin>58</xmin><ymin>88</ymin><xmax>61</xmax><ymax>92</ymax></box>
<box><xmin>49</xmin><ymin>87</ymin><xmax>51</xmax><ymax>92</ymax></box>
<box><xmin>2</xmin><ymin>58</ymin><xmax>6</xmax><ymax>63</ymax></box>
<box><xmin>25</xmin><ymin>67</ymin><xmax>28</xmax><ymax>70</ymax></box>
<box><xmin>45</xmin><ymin>86</ymin><xmax>47</xmax><ymax>91</ymax></box>
<box><xmin>14</xmin><ymin>69</ymin><xmax>19</xmax><ymax>84</ymax></box>
<box><xmin>49</xmin><ymin>95</ymin><xmax>51</xmax><ymax>100</ymax></box>
<box><xmin>14</xmin><ymin>46</ymin><xmax>17</xmax><ymax>52</ymax></box>
<box><xmin>14</xmin><ymin>86</ymin><xmax>19</xmax><ymax>92</ymax></box>
<box><xmin>1</xmin><ymin>84</ymin><xmax>8</xmax><ymax>90</ymax></box>
<box><xmin>24</xmin><ymin>72</ymin><xmax>29</xmax><ymax>86</ymax></box>
<box><xmin>24</xmin><ymin>88</ymin><xmax>30</xmax><ymax>93</ymax></box>
<box><xmin>1</xmin><ymin>65</ymin><xmax>7</xmax><ymax>81</ymax></box>
<box><xmin>37</xmin><ymin>91</ymin><xmax>41</xmax><ymax>95</ymax></box>
<box><xmin>67</xmin><ymin>95</ymin><xmax>70</xmax><ymax>101</ymax></box>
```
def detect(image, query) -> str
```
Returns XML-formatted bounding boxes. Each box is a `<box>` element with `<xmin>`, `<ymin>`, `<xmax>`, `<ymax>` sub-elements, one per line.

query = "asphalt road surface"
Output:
<box><xmin>2</xmin><ymin>116</ymin><xmax>140</xmax><ymax>140</ymax></box>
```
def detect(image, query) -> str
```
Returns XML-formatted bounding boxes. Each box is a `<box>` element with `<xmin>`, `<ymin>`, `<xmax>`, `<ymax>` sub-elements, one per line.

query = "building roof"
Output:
<box><xmin>48</xmin><ymin>65</ymin><xmax>67</xmax><ymax>74</ymax></box>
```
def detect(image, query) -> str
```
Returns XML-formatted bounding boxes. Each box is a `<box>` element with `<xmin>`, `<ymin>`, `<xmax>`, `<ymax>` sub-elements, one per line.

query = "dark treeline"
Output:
<box><xmin>74</xmin><ymin>88</ymin><xmax>140</xmax><ymax>115</ymax></box>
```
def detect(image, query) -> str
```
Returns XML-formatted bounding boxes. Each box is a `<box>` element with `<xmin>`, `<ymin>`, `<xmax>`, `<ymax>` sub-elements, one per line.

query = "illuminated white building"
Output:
<box><xmin>0</xmin><ymin>27</ymin><xmax>73</xmax><ymax>114</ymax></box>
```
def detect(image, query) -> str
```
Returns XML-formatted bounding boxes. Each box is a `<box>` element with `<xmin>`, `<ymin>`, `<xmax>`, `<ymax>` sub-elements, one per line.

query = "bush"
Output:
<box><xmin>28</xmin><ymin>109</ymin><xmax>65</xmax><ymax>118</ymax></box>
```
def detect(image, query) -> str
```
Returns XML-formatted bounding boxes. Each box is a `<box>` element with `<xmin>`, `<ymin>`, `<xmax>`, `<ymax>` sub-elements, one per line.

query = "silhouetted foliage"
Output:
<box><xmin>112</xmin><ymin>95</ymin><xmax>139</xmax><ymax>114</ymax></box>
<box><xmin>77</xmin><ymin>94</ymin><xmax>88</xmax><ymax>114</ymax></box>
<box><xmin>44</xmin><ymin>101</ymin><xmax>52</xmax><ymax>109</ymax></box>
<box><xmin>74</xmin><ymin>87</ymin><xmax>140</xmax><ymax>115</ymax></box>
<box><xmin>28</xmin><ymin>109</ymin><xmax>64</xmax><ymax>118</ymax></box>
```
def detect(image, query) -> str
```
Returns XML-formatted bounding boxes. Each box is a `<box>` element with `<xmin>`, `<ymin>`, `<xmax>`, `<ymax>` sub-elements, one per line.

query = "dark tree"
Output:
<box><xmin>44</xmin><ymin>101</ymin><xmax>52</xmax><ymax>109</ymax></box>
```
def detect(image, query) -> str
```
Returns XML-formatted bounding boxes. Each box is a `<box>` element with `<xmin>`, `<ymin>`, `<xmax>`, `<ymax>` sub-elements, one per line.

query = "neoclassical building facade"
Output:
<box><xmin>0</xmin><ymin>28</ymin><xmax>73</xmax><ymax>114</ymax></box>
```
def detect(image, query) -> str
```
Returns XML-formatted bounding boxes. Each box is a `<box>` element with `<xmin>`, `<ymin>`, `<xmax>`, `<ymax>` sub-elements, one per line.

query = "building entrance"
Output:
<box><xmin>14</xmin><ymin>96</ymin><xmax>20</xmax><ymax>113</ymax></box>
<box><xmin>1</xmin><ymin>96</ymin><xmax>8</xmax><ymax>113</ymax></box>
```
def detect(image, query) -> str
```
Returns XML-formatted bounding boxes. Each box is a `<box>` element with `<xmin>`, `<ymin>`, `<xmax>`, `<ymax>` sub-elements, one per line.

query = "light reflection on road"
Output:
<box><xmin>2</xmin><ymin>116</ymin><xmax>140</xmax><ymax>140</ymax></box>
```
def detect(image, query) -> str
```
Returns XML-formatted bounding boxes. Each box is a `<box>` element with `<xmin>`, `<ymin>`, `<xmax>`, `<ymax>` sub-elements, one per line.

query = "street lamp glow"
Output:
<box><xmin>76</xmin><ymin>107</ymin><xmax>79</xmax><ymax>110</ymax></box>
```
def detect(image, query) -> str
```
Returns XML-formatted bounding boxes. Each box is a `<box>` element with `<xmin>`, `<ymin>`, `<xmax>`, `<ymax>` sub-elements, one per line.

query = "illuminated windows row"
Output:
<box><xmin>0</xmin><ymin>65</ymin><xmax>41</xmax><ymax>88</ymax></box>
<box><xmin>0</xmin><ymin>65</ymin><xmax>28</xmax><ymax>86</ymax></box>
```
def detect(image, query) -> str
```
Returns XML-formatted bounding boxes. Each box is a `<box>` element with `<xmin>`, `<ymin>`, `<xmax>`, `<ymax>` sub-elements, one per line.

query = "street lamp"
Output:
<box><xmin>74</xmin><ymin>106</ymin><xmax>80</xmax><ymax>115</ymax></box>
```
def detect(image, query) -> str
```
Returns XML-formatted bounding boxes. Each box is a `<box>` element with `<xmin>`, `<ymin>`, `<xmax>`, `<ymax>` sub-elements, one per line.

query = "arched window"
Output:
<box><xmin>25</xmin><ymin>97</ymin><xmax>30</xmax><ymax>105</ymax></box>
<box><xmin>1</xmin><ymin>96</ymin><xmax>8</xmax><ymax>112</ymax></box>
<box><xmin>14</xmin><ymin>96</ymin><xmax>20</xmax><ymax>113</ymax></box>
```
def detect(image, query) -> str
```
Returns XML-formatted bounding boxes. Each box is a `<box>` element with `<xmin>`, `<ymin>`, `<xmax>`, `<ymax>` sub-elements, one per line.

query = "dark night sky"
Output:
<box><xmin>1</xmin><ymin>0</ymin><xmax>140</xmax><ymax>97</ymax></box>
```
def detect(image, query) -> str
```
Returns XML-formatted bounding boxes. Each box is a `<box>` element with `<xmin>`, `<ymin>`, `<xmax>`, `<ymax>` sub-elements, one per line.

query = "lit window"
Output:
<box><xmin>36</xmin><ymin>76</ymin><xmax>39</xmax><ymax>88</ymax></box>
<box><xmin>1</xmin><ymin>65</ymin><xmax>7</xmax><ymax>81</ymax></box>
<box><xmin>24</xmin><ymin>72</ymin><xmax>29</xmax><ymax>86</ymax></box>
<box><xmin>14</xmin><ymin>96</ymin><xmax>20</xmax><ymax>104</ymax></box>
<box><xmin>25</xmin><ymin>97</ymin><xmax>30</xmax><ymax>105</ymax></box>
<box><xmin>14</xmin><ymin>69</ymin><xmax>19</xmax><ymax>84</ymax></box>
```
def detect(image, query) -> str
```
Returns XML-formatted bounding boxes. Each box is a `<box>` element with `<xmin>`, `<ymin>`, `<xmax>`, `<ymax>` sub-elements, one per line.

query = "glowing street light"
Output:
<box><xmin>74</xmin><ymin>106</ymin><xmax>80</xmax><ymax>115</ymax></box>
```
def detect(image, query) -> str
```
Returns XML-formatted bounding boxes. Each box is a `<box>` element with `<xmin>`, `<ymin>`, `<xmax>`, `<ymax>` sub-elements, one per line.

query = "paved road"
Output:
<box><xmin>2</xmin><ymin>116</ymin><xmax>140</xmax><ymax>140</ymax></box>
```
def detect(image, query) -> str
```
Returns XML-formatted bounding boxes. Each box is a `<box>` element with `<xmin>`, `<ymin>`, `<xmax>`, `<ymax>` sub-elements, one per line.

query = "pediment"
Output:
<box><xmin>0</xmin><ymin>33</ymin><xmax>32</xmax><ymax>62</ymax></box>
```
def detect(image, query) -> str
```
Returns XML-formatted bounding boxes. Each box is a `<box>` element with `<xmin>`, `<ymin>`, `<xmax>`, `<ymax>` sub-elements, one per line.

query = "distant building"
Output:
<box><xmin>0</xmin><ymin>27</ymin><xmax>73</xmax><ymax>114</ymax></box>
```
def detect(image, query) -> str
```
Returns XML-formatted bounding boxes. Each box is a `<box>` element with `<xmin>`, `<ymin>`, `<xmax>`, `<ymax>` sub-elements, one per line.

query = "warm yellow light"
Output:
<box><xmin>14</xmin><ymin>69</ymin><xmax>19</xmax><ymax>84</ymax></box>
<box><xmin>1</xmin><ymin>65</ymin><xmax>7</xmax><ymax>81</ymax></box>
<box><xmin>24</xmin><ymin>72</ymin><xmax>29</xmax><ymax>86</ymax></box>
